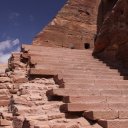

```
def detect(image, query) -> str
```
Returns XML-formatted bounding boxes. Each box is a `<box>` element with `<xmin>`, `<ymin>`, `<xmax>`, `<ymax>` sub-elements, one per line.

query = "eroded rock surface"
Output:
<box><xmin>33</xmin><ymin>0</ymin><xmax>101</xmax><ymax>49</ymax></box>
<box><xmin>0</xmin><ymin>47</ymin><xmax>97</xmax><ymax>128</ymax></box>
<box><xmin>93</xmin><ymin>0</ymin><xmax>128</xmax><ymax>66</ymax></box>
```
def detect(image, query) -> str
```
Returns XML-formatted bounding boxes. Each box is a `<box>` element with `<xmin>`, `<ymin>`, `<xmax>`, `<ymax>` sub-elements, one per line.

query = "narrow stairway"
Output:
<box><xmin>19</xmin><ymin>44</ymin><xmax>128</xmax><ymax>128</ymax></box>
<box><xmin>2</xmin><ymin>44</ymin><xmax>128</xmax><ymax>128</ymax></box>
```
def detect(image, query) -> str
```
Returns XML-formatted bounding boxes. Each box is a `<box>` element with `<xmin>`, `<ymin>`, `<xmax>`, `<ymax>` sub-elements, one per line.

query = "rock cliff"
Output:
<box><xmin>32</xmin><ymin>0</ymin><xmax>101</xmax><ymax>49</ymax></box>
<box><xmin>93</xmin><ymin>0</ymin><xmax>128</xmax><ymax>66</ymax></box>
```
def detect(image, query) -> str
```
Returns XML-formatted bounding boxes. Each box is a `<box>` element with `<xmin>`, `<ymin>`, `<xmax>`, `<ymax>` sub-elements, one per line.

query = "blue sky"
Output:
<box><xmin>0</xmin><ymin>0</ymin><xmax>67</xmax><ymax>63</ymax></box>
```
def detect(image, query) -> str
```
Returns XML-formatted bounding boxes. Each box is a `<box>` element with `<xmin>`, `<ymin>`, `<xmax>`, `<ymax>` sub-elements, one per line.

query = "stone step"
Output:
<box><xmin>21</xmin><ymin>44</ymin><xmax>93</xmax><ymax>54</ymax></box>
<box><xmin>62</xmin><ymin>74</ymin><xmax>123</xmax><ymax>79</ymax></box>
<box><xmin>23</xmin><ymin>52</ymin><xmax>94</xmax><ymax>60</ymax></box>
<box><xmin>31</xmin><ymin>67</ymin><xmax>120</xmax><ymax>76</ymax></box>
<box><xmin>98</xmin><ymin>119</ymin><xmax>128</xmax><ymax>128</ymax></box>
<box><xmin>32</xmin><ymin>60</ymin><xmax>108</xmax><ymax>67</ymax></box>
<box><xmin>84</xmin><ymin>110</ymin><xmax>128</xmax><ymax>121</ymax></box>
<box><xmin>47</xmin><ymin>88</ymin><xmax>98</xmax><ymax>97</ymax></box>
<box><xmin>60</xmin><ymin>103</ymin><xmax>128</xmax><ymax>112</ymax></box>
<box><xmin>64</xmin><ymin>79</ymin><xmax>128</xmax><ymax>88</ymax></box>
<box><xmin>22</xmin><ymin>49</ymin><xmax>87</xmax><ymax>56</ymax></box>
<box><xmin>63</xmin><ymin>96</ymin><xmax>128</xmax><ymax>103</ymax></box>
<box><xmin>34</xmin><ymin>66</ymin><xmax>120</xmax><ymax>75</ymax></box>
<box><xmin>63</xmin><ymin>69</ymin><xmax>119</xmax><ymax>74</ymax></box>
<box><xmin>30</xmin><ymin>56</ymin><xmax>99</xmax><ymax>64</ymax></box>
<box><xmin>47</xmin><ymin>89</ymin><xmax>128</xmax><ymax>97</ymax></box>
<box><xmin>31</xmin><ymin>60</ymin><xmax>106</xmax><ymax>68</ymax></box>
<box><xmin>24</xmin><ymin>52</ymin><xmax>98</xmax><ymax>61</ymax></box>
<box><xmin>63</xmin><ymin>77</ymin><xmax>123</xmax><ymax>82</ymax></box>
<box><xmin>27</xmin><ymin>48</ymin><xmax>93</xmax><ymax>54</ymax></box>
<box><xmin>64</xmin><ymin>83</ymin><xmax>128</xmax><ymax>90</ymax></box>
<box><xmin>30</xmin><ymin>54</ymin><xmax>100</xmax><ymax>60</ymax></box>
<box><xmin>34</xmin><ymin>63</ymin><xmax>108</xmax><ymax>68</ymax></box>
<box><xmin>34</xmin><ymin>65</ymin><xmax>119</xmax><ymax>73</ymax></box>
<box><xmin>58</xmin><ymin>72</ymin><xmax>121</xmax><ymax>78</ymax></box>
<box><xmin>28</xmin><ymin>51</ymin><xmax>96</xmax><ymax>58</ymax></box>
<box><xmin>33</xmin><ymin>123</ymin><xmax>88</xmax><ymax>128</ymax></box>
<box><xmin>84</xmin><ymin>110</ymin><xmax>118</xmax><ymax>120</ymax></box>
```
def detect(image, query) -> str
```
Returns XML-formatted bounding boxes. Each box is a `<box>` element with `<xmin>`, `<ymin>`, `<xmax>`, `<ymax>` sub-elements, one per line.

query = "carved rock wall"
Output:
<box><xmin>94</xmin><ymin>0</ymin><xmax>128</xmax><ymax>66</ymax></box>
<box><xmin>32</xmin><ymin>0</ymin><xmax>101</xmax><ymax>49</ymax></box>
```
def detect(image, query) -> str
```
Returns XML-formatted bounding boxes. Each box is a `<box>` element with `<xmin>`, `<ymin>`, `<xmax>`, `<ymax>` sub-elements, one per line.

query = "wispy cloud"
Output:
<box><xmin>9</xmin><ymin>12</ymin><xmax>20</xmax><ymax>20</ymax></box>
<box><xmin>0</xmin><ymin>38</ymin><xmax>21</xmax><ymax>63</ymax></box>
<box><xmin>0</xmin><ymin>53</ymin><xmax>11</xmax><ymax>64</ymax></box>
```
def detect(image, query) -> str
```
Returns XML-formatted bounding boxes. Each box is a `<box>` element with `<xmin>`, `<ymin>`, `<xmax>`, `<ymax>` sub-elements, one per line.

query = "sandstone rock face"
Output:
<box><xmin>93</xmin><ymin>0</ymin><xmax>128</xmax><ymax>66</ymax></box>
<box><xmin>0</xmin><ymin>64</ymin><xmax>7</xmax><ymax>76</ymax></box>
<box><xmin>2</xmin><ymin>44</ymin><xmax>128</xmax><ymax>127</ymax></box>
<box><xmin>33</xmin><ymin>0</ymin><xmax>101</xmax><ymax>49</ymax></box>
<box><xmin>94</xmin><ymin>0</ymin><xmax>125</xmax><ymax>52</ymax></box>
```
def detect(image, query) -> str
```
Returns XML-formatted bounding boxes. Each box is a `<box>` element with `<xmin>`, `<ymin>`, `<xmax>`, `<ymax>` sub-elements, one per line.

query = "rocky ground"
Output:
<box><xmin>0</xmin><ymin>60</ymin><xmax>95</xmax><ymax>128</ymax></box>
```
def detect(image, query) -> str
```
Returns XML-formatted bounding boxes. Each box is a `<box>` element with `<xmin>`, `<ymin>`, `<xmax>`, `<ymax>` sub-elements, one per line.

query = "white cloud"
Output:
<box><xmin>0</xmin><ymin>40</ymin><xmax>11</xmax><ymax>51</ymax></box>
<box><xmin>12</xmin><ymin>38</ymin><xmax>20</xmax><ymax>46</ymax></box>
<box><xmin>0</xmin><ymin>38</ymin><xmax>21</xmax><ymax>64</ymax></box>
<box><xmin>0</xmin><ymin>39</ymin><xmax>20</xmax><ymax>52</ymax></box>
<box><xmin>0</xmin><ymin>53</ymin><xmax>11</xmax><ymax>64</ymax></box>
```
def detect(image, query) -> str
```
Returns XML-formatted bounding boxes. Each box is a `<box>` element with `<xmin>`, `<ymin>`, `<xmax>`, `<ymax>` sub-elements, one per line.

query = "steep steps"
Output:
<box><xmin>9</xmin><ymin>44</ymin><xmax>128</xmax><ymax>128</ymax></box>
<box><xmin>47</xmin><ymin>88</ymin><xmax>128</xmax><ymax>97</ymax></box>
<box><xmin>84</xmin><ymin>110</ymin><xmax>118</xmax><ymax>120</ymax></box>
<box><xmin>60</xmin><ymin>103</ymin><xmax>128</xmax><ymax>112</ymax></box>
<box><xmin>84</xmin><ymin>110</ymin><xmax>128</xmax><ymax>120</ymax></box>
<box><xmin>64</xmin><ymin>81</ymin><xmax>128</xmax><ymax>89</ymax></box>
<box><xmin>98</xmin><ymin>119</ymin><xmax>128</xmax><ymax>128</ymax></box>
<box><xmin>63</xmin><ymin>96</ymin><xmax>128</xmax><ymax>103</ymax></box>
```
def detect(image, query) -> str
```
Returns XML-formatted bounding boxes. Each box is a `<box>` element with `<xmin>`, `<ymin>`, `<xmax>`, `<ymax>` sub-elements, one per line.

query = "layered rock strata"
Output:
<box><xmin>33</xmin><ymin>0</ymin><xmax>101</xmax><ymax>49</ymax></box>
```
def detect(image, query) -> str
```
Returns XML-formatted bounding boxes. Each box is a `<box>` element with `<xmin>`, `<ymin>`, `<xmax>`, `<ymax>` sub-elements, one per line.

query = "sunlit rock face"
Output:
<box><xmin>32</xmin><ymin>0</ymin><xmax>128</xmax><ymax>66</ymax></box>
<box><xmin>32</xmin><ymin>0</ymin><xmax>101</xmax><ymax>49</ymax></box>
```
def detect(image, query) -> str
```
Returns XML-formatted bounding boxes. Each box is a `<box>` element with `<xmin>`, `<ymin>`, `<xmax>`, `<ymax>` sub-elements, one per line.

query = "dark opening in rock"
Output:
<box><xmin>84</xmin><ymin>43</ymin><xmax>90</xmax><ymax>49</ymax></box>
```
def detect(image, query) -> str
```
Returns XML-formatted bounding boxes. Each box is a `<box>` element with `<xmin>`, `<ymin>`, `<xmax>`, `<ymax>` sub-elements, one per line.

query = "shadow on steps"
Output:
<box><xmin>92</xmin><ymin>52</ymin><xmax>128</xmax><ymax>80</ymax></box>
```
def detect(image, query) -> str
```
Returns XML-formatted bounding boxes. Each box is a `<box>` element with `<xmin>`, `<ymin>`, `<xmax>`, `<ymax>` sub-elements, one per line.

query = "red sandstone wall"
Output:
<box><xmin>93</xmin><ymin>0</ymin><xmax>128</xmax><ymax>66</ymax></box>
<box><xmin>94</xmin><ymin>0</ymin><xmax>128</xmax><ymax>53</ymax></box>
<box><xmin>32</xmin><ymin>0</ymin><xmax>101</xmax><ymax>49</ymax></box>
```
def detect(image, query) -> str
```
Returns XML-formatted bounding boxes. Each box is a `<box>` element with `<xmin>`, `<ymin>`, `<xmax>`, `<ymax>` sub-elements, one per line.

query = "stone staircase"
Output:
<box><xmin>1</xmin><ymin>44</ymin><xmax>128</xmax><ymax>127</ymax></box>
<box><xmin>19</xmin><ymin>44</ymin><xmax>128</xmax><ymax>128</ymax></box>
